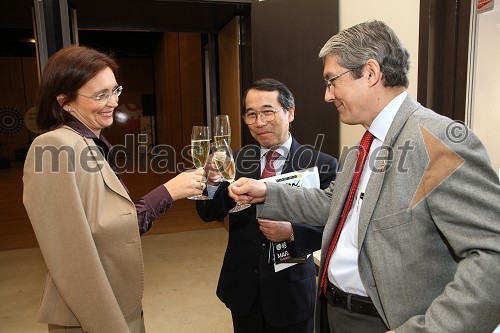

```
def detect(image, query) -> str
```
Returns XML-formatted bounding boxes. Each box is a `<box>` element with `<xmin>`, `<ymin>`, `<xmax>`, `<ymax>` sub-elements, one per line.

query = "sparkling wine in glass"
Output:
<box><xmin>213</xmin><ymin>114</ymin><xmax>231</xmax><ymax>147</ymax></box>
<box><xmin>213</xmin><ymin>139</ymin><xmax>251</xmax><ymax>213</ymax></box>
<box><xmin>213</xmin><ymin>115</ymin><xmax>231</xmax><ymax>183</ymax></box>
<box><xmin>188</xmin><ymin>126</ymin><xmax>210</xmax><ymax>200</ymax></box>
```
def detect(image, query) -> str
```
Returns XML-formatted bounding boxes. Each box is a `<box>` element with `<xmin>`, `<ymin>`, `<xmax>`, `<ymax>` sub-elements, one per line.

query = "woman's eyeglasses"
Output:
<box><xmin>78</xmin><ymin>86</ymin><xmax>123</xmax><ymax>104</ymax></box>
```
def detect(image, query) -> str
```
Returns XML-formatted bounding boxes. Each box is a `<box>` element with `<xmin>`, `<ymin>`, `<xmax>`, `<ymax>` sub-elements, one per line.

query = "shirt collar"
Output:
<box><xmin>65</xmin><ymin>115</ymin><xmax>112</xmax><ymax>149</ymax></box>
<box><xmin>368</xmin><ymin>91</ymin><xmax>407</xmax><ymax>142</ymax></box>
<box><xmin>260</xmin><ymin>133</ymin><xmax>293</xmax><ymax>159</ymax></box>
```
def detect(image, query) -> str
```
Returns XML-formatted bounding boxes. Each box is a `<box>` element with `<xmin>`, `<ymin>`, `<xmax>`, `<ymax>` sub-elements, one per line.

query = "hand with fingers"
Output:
<box><xmin>228</xmin><ymin>177</ymin><xmax>267</xmax><ymax>204</ymax></box>
<box><xmin>164</xmin><ymin>167</ymin><xmax>205</xmax><ymax>200</ymax></box>
<box><xmin>258</xmin><ymin>219</ymin><xmax>294</xmax><ymax>242</ymax></box>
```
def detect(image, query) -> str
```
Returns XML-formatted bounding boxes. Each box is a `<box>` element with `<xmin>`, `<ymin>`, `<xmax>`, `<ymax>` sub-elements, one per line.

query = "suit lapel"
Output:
<box><xmin>237</xmin><ymin>144</ymin><xmax>262</xmax><ymax>180</ymax></box>
<box><xmin>320</xmin><ymin>149</ymin><xmax>357</xmax><ymax>256</ymax></box>
<box><xmin>282</xmin><ymin>138</ymin><xmax>300</xmax><ymax>174</ymax></box>
<box><xmin>238</xmin><ymin>139</ymin><xmax>299</xmax><ymax>179</ymax></box>
<box><xmin>82</xmin><ymin>137</ymin><xmax>133</xmax><ymax>202</ymax></box>
<box><xmin>357</xmin><ymin>96</ymin><xmax>421</xmax><ymax>249</ymax></box>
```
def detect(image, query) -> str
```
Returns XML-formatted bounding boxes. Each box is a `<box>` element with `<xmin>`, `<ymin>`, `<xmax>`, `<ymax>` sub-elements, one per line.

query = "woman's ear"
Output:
<box><xmin>57</xmin><ymin>94</ymin><xmax>71</xmax><ymax>112</ymax></box>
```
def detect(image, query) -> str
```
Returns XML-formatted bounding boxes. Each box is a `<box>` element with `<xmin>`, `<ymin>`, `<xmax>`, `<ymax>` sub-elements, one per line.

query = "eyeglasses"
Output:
<box><xmin>78</xmin><ymin>86</ymin><xmax>123</xmax><ymax>104</ymax></box>
<box><xmin>242</xmin><ymin>108</ymin><xmax>283</xmax><ymax>125</ymax></box>
<box><xmin>324</xmin><ymin>69</ymin><xmax>353</xmax><ymax>91</ymax></box>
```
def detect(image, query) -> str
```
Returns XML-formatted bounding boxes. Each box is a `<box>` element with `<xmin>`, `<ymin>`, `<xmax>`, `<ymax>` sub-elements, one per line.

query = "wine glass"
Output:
<box><xmin>213</xmin><ymin>114</ymin><xmax>231</xmax><ymax>147</ymax></box>
<box><xmin>213</xmin><ymin>115</ymin><xmax>231</xmax><ymax>183</ymax></box>
<box><xmin>213</xmin><ymin>138</ymin><xmax>251</xmax><ymax>213</ymax></box>
<box><xmin>188</xmin><ymin>126</ymin><xmax>210</xmax><ymax>200</ymax></box>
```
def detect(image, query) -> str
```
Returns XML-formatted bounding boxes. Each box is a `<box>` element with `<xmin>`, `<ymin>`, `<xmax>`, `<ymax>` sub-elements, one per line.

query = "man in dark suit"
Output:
<box><xmin>197</xmin><ymin>78</ymin><xmax>337</xmax><ymax>333</ymax></box>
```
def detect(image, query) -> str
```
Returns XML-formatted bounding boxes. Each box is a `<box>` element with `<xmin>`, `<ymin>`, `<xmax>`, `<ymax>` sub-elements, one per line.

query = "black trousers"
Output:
<box><xmin>231</xmin><ymin>292</ymin><xmax>313</xmax><ymax>333</ymax></box>
<box><xmin>326</xmin><ymin>303</ymin><xmax>387</xmax><ymax>333</ymax></box>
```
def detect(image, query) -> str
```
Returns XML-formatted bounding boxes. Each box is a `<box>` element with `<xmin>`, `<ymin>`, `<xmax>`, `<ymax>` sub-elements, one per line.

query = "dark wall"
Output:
<box><xmin>250</xmin><ymin>0</ymin><xmax>340</xmax><ymax>158</ymax></box>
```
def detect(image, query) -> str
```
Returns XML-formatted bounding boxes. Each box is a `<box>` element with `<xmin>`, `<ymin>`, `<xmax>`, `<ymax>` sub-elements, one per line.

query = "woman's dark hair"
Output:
<box><xmin>37</xmin><ymin>45</ymin><xmax>118</xmax><ymax>131</ymax></box>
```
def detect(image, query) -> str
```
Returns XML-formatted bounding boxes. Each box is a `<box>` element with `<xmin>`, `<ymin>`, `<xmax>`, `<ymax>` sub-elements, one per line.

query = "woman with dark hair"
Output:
<box><xmin>23</xmin><ymin>45</ymin><xmax>205</xmax><ymax>333</ymax></box>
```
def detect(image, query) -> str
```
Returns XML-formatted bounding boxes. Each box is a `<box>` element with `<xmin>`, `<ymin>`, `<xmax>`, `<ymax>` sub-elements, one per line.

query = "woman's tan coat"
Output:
<box><xmin>23</xmin><ymin>126</ymin><xmax>144</xmax><ymax>333</ymax></box>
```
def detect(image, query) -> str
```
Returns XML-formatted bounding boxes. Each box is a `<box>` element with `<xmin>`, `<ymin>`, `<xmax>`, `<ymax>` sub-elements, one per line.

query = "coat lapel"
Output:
<box><xmin>238</xmin><ymin>138</ymin><xmax>300</xmax><ymax>179</ymax></box>
<box><xmin>82</xmin><ymin>137</ymin><xmax>133</xmax><ymax>202</ymax></box>
<box><xmin>237</xmin><ymin>144</ymin><xmax>262</xmax><ymax>180</ymax></box>
<box><xmin>320</xmin><ymin>149</ymin><xmax>356</xmax><ymax>254</ymax></box>
<box><xmin>282</xmin><ymin>138</ymin><xmax>300</xmax><ymax>174</ymax></box>
<box><xmin>357</xmin><ymin>96</ymin><xmax>421</xmax><ymax>249</ymax></box>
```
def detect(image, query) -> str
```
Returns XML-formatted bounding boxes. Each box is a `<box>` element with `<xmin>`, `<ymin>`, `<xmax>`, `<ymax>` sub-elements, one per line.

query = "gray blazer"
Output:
<box><xmin>259</xmin><ymin>96</ymin><xmax>500</xmax><ymax>333</ymax></box>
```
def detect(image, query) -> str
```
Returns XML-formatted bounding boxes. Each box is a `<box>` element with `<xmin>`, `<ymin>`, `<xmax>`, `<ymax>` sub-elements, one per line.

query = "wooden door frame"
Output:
<box><xmin>417</xmin><ymin>0</ymin><xmax>472</xmax><ymax>121</ymax></box>
<box><xmin>218</xmin><ymin>16</ymin><xmax>243</xmax><ymax>150</ymax></box>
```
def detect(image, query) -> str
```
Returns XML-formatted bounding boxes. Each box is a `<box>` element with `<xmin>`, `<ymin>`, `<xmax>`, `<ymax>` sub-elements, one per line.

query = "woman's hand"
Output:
<box><xmin>164</xmin><ymin>168</ymin><xmax>205</xmax><ymax>201</ymax></box>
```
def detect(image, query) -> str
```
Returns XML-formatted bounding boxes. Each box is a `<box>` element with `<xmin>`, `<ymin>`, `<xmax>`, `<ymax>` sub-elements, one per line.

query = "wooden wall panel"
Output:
<box><xmin>155</xmin><ymin>33</ymin><xmax>184</xmax><ymax>162</ymax></box>
<box><xmin>154</xmin><ymin>36</ymin><xmax>168</xmax><ymax>146</ymax></box>
<box><xmin>179</xmin><ymin>33</ymin><xmax>204</xmax><ymax>156</ymax></box>
<box><xmin>218</xmin><ymin>17</ymin><xmax>242</xmax><ymax>150</ymax></box>
<box><xmin>155</xmin><ymin>32</ymin><xmax>204</xmax><ymax>168</ymax></box>
<box><xmin>164</xmin><ymin>32</ymin><xmax>183</xmax><ymax>159</ymax></box>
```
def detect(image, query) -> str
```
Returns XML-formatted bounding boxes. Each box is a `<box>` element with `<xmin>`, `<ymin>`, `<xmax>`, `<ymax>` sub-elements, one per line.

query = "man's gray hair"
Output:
<box><xmin>319</xmin><ymin>20</ymin><xmax>410</xmax><ymax>88</ymax></box>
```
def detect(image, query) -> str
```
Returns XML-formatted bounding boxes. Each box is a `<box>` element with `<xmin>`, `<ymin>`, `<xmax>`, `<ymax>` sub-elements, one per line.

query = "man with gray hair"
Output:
<box><xmin>229</xmin><ymin>20</ymin><xmax>500</xmax><ymax>333</ymax></box>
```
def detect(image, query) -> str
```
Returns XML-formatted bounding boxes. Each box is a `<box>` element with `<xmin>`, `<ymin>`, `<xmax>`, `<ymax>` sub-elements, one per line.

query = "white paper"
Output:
<box><xmin>259</xmin><ymin>166</ymin><xmax>320</xmax><ymax>272</ymax></box>
<box><xmin>259</xmin><ymin>166</ymin><xmax>320</xmax><ymax>189</ymax></box>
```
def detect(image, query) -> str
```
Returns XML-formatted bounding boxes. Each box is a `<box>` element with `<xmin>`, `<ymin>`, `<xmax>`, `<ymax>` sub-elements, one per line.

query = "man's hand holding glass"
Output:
<box><xmin>228</xmin><ymin>177</ymin><xmax>268</xmax><ymax>204</ymax></box>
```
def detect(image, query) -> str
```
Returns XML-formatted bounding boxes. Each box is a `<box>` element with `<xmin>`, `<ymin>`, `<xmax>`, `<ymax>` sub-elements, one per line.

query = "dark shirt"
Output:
<box><xmin>65</xmin><ymin>117</ymin><xmax>173</xmax><ymax>234</ymax></box>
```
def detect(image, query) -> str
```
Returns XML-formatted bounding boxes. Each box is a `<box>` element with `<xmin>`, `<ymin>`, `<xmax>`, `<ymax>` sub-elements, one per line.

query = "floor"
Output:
<box><xmin>0</xmin><ymin>228</ymin><xmax>233</xmax><ymax>333</ymax></box>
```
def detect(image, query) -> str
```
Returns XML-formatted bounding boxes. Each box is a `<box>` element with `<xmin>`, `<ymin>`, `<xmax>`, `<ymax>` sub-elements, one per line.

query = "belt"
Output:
<box><xmin>326</xmin><ymin>282</ymin><xmax>379</xmax><ymax>317</ymax></box>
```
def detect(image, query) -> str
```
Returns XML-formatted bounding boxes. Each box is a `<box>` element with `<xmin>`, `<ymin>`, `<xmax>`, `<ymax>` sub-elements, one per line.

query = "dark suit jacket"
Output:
<box><xmin>197</xmin><ymin>138</ymin><xmax>337</xmax><ymax>327</ymax></box>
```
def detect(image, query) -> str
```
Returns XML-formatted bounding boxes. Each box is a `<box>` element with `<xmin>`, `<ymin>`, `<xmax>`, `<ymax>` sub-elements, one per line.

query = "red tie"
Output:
<box><xmin>261</xmin><ymin>150</ymin><xmax>280</xmax><ymax>179</ymax></box>
<box><xmin>319</xmin><ymin>130</ymin><xmax>375</xmax><ymax>296</ymax></box>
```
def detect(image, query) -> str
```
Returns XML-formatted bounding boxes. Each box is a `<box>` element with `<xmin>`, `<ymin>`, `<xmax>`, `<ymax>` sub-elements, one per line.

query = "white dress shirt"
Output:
<box><xmin>259</xmin><ymin>134</ymin><xmax>292</xmax><ymax>176</ymax></box>
<box><xmin>328</xmin><ymin>91</ymin><xmax>407</xmax><ymax>296</ymax></box>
